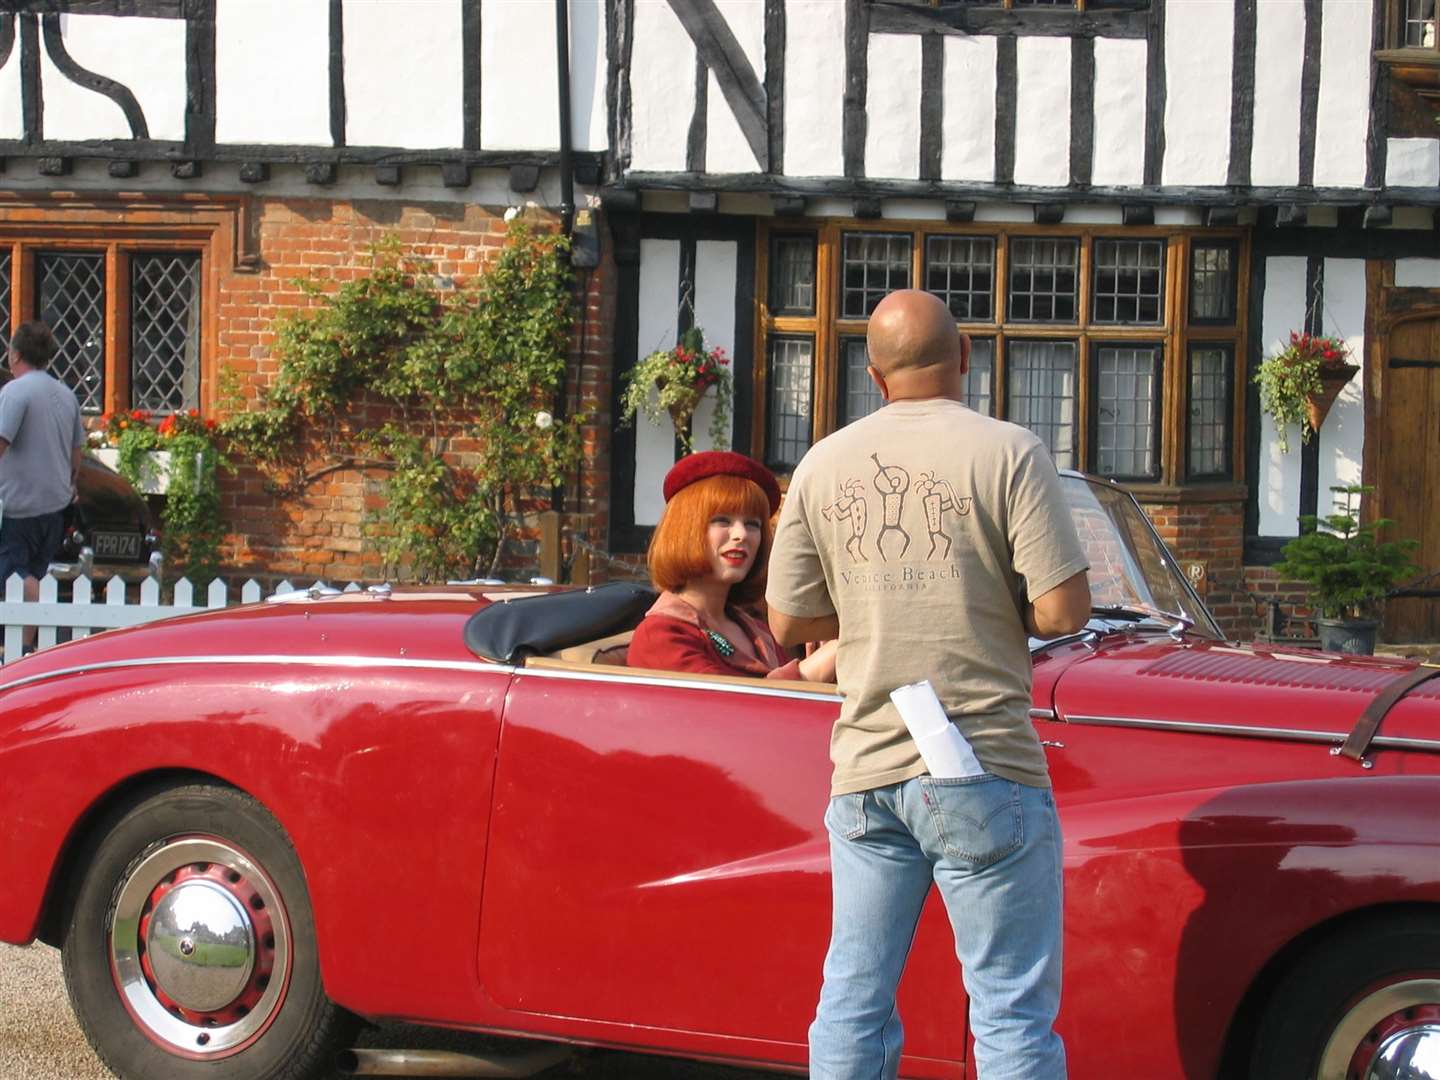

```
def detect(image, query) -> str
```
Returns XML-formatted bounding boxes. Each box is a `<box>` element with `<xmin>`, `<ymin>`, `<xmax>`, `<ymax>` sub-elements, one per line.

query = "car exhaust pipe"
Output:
<box><xmin>336</xmin><ymin>1045</ymin><xmax>572</xmax><ymax>1077</ymax></box>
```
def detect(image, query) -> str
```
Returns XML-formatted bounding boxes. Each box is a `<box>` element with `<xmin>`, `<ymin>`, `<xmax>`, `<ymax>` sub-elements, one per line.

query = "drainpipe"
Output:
<box><xmin>550</xmin><ymin>0</ymin><xmax>574</xmax><ymax>521</ymax></box>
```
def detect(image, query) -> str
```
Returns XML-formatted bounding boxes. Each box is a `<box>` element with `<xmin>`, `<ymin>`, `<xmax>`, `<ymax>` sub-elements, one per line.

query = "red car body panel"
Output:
<box><xmin>1</xmin><ymin>589</ymin><xmax>1438</xmax><ymax>1079</ymax></box>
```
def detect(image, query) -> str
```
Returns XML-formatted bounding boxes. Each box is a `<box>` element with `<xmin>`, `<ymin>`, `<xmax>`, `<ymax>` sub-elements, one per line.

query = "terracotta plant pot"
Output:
<box><xmin>1305</xmin><ymin>362</ymin><xmax>1359</xmax><ymax>434</ymax></box>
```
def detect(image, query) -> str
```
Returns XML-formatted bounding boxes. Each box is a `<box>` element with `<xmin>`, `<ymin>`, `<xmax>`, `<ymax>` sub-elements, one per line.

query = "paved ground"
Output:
<box><xmin>0</xmin><ymin>943</ymin><xmax>780</xmax><ymax>1080</ymax></box>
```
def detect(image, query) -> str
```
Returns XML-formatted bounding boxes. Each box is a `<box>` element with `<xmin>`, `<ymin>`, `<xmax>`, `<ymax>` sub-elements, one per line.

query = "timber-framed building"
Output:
<box><xmin>0</xmin><ymin>0</ymin><xmax>1437</xmax><ymax>641</ymax></box>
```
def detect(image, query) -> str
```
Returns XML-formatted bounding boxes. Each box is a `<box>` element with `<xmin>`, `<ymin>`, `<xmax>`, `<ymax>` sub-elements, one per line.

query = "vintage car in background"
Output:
<box><xmin>46</xmin><ymin>451</ymin><xmax>162</xmax><ymax>583</ymax></box>
<box><xmin>0</xmin><ymin>474</ymin><xmax>1436</xmax><ymax>1080</ymax></box>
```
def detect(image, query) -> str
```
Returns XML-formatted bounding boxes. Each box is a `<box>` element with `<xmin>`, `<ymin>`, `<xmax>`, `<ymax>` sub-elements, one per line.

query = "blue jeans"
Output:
<box><xmin>809</xmin><ymin>775</ymin><xmax>1066</xmax><ymax>1080</ymax></box>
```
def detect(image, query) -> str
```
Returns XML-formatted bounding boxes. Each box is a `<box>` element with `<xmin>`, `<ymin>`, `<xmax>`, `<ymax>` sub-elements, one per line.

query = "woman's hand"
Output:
<box><xmin>798</xmin><ymin>639</ymin><xmax>839</xmax><ymax>683</ymax></box>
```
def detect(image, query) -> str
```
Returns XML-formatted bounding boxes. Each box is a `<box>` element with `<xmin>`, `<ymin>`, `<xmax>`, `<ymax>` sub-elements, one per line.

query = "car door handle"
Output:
<box><xmin>1040</xmin><ymin>739</ymin><xmax>1066</xmax><ymax>749</ymax></box>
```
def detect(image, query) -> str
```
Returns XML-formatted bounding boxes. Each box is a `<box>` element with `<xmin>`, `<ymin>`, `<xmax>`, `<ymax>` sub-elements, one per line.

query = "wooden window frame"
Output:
<box><xmin>0</xmin><ymin>194</ymin><xmax>245</xmax><ymax>417</ymax></box>
<box><xmin>754</xmin><ymin>219</ymin><xmax>1250</xmax><ymax>495</ymax></box>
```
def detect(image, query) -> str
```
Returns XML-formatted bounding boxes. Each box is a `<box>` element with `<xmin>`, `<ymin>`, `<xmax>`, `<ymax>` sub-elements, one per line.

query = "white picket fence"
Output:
<box><xmin>1</xmin><ymin>573</ymin><xmax>363</xmax><ymax>664</ymax></box>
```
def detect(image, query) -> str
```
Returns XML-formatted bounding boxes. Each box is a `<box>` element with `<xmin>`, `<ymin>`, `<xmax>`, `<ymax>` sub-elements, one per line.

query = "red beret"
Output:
<box><xmin>662</xmin><ymin>451</ymin><xmax>781</xmax><ymax>516</ymax></box>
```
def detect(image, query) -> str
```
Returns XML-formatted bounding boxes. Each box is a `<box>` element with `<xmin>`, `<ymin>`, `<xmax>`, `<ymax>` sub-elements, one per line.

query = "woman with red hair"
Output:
<box><xmin>629</xmin><ymin>451</ymin><xmax>837</xmax><ymax>682</ymax></box>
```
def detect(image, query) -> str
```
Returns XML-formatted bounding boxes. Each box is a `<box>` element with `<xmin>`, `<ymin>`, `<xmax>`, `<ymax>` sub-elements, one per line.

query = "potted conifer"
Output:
<box><xmin>1273</xmin><ymin>484</ymin><xmax>1419</xmax><ymax>654</ymax></box>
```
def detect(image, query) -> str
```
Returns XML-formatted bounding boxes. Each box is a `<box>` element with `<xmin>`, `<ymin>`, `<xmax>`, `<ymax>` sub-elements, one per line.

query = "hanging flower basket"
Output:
<box><xmin>620</xmin><ymin>326</ymin><xmax>734</xmax><ymax>455</ymax></box>
<box><xmin>1254</xmin><ymin>332</ymin><xmax>1356</xmax><ymax>453</ymax></box>
<box><xmin>1305</xmin><ymin>360</ymin><xmax>1360</xmax><ymax>434</ymax></box>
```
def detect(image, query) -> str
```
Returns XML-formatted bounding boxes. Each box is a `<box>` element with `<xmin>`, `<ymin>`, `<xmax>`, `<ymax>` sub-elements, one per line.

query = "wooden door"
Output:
<box><xmin>1378</xmin><ymin>314</ymin><xmax>1440</xmax><ymax>642</ymax></box>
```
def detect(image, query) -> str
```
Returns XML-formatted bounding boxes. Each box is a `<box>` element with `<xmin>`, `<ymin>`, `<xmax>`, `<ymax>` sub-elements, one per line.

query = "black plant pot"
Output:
<box><xmin>1316</xmin><ymin>617</ymin><xmax>1379</xmax><ymax>656</ymax></box>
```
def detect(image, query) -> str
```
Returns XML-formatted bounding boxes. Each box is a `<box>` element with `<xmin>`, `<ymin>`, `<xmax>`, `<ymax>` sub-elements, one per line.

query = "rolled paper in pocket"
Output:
<box><xmin>890</xmin><ymin>679</ymin><xmax>986</xmax><ymax>779</ymax></box>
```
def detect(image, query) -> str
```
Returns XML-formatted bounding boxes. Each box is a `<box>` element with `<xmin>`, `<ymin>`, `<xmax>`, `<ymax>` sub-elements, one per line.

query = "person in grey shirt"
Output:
<box><xmin>0</xmin><ymin>321</ymin><xmax>86</xmax><ymax>625</ymax></box>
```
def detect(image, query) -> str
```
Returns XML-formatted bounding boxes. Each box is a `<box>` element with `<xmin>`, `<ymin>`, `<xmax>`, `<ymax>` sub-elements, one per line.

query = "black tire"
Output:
<box><xmin>61</xmin><ymin>783</ymin><xmax>356</xmax><ymax>1080</ymax></box>
<box><xmin>1249</xmin><ymin>911</ymin><xmax>1440</xmax><ymax>1080</ymax></box>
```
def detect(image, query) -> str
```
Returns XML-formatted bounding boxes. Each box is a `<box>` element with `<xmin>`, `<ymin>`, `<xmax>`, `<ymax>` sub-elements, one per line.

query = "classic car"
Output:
<box><xmin>47</xmin><ymin>451</ymin><xmax>163</xmax><ymax>582</ymax></box>
<box><xmin>0</xmin><ymin>474</ymin><xmax>1436</xmax><ymax>1080</ymax></box>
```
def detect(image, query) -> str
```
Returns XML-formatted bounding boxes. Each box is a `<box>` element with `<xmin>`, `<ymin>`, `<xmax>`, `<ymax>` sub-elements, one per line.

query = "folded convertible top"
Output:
<box><xmin>463</xmin><ymin>581</ymin><xmax>656</xmax><ymax>663</ymax></box>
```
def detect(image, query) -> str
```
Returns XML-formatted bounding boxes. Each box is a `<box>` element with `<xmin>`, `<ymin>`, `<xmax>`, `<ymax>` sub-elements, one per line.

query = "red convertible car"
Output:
<box><xmin>1</xmin><ymin>474</ymin><xmax>1437</xmax><ymax>1080</ymax></box>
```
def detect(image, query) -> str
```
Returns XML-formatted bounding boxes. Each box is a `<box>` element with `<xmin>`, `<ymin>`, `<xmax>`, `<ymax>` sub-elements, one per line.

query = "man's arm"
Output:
<box><xmin>71</xmin><ymin>445</ymin><xmax>82</xmax><ymax>492</ymax></box>
<box><xmin>769</xmin><ymin>608</ymin><xmax>840</xmax><ymax>649</ymax></box>
<box><xmin>0</xmin><ymin>436</ymin><xmax>8</xmax><ymax>460</ymax></box>
<box><xmin>1025</xmin><ymin>571</ymin><xmax>1091</xmax><ymax>639</ymax></box>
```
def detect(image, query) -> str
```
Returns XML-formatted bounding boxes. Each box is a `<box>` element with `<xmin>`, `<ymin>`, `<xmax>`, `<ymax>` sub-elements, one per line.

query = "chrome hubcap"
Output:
<box><xmin>1318</xmin><ymin>979</ymin><xmax>1440</xmax><ymax>1080</ymax></box>
<box><xmin>1366</xmin><ymin>1023</ymin><xmax>1440</xmax><ymax>1080</ymax></box>
<box><xmin>145</xmin><ymin>879</ymin><xmax>255</xmax><ymax>1013</ymax></box>
<box><xmin>110</xmin><ymin>837</ymin><xmax>290</xmax><ymax>1057</ymax></box>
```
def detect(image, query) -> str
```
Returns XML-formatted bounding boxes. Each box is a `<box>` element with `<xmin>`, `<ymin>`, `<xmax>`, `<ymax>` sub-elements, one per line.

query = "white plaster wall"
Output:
<box><xmin>1316</xmin><ymin>258</ymin><xmax>1366</xmax><ymax>506</ymax></box>
<box><xmin>1250</xmin><ymin>0</ymin><xmax>1305</xmax><ymax>187</ymax></box>
<box><xmin>690</xmin><ymin>240</ymin><xmax>739</xmax><ymax>452</ymax></box>
<box><xmin>1258</xmin><ymin>256</ymin><xmax>1308</xmax><ymax>536</ymax></box>
<box><xmin>865</xmin><ymin>34</ymin><xmax>922</xmax><ymax>180</ymax></box>
<box><xmin>1396</xmin><ymin>259</ymin><xmax>1440</xmax><ymax>288</ymax></box>
<box><xmin>1162</xmin><ymin>0</ymin><xmax>1232</xmax><ymax>186</ymax></box>
<box><xmin>216</xmin><ymin>0</ymin><xmax>331</xmax><ymax>145</ymax></box>
<box><xmin>783</xmin><ymin>0</ymin><xmax>845</xmax><ymax>177</ymax></box>
<box><xmin>344</xmin><ymin>0</ymin><xmax>462</xmax><ymax>149</ymax></box>
<box><xmin>39</xmin><ymin>15</ymin><xmax>186</xmax><ymax>142</ymax></box>
<box><xmin>940</xmin><ymin>35</ymin><xmax>996</xmax><ymax>183</ymax></box>
<box><xmin>635</xmin><ymin>239</ymin><xmax>683</xmax><ymax>527</ymax></box>
<box><xmin>1014</xmin><ymin>37</ymin><xmax>1070</xmax><ymax>188</ymax></box>
<box><xmin>482</xmin><ymin>0</ymin><xmax>559</xmax><ymax>151</ymax></box>
<box><xmin>705</xmin><ymin>0</ymin><xmax>765</xmax><ymax>173</ymax></box>
<box><xmin>0</xmin><ymin>35</ymin><xmax>25</xmax><ymax>140</ymax></box>
<box><xmin>1312</xmin><ymin>0</ymin><xmax>1372</xmax><ymax>188</ymax></box>
<box><xmin>1387</xmin><ymin>138</ymin><xmax>1440</xmax><ymax>187</ymax></box>
<box><xmin>629</xmin><ymin>0</ymin><xmax>695</xmax><ymax>172</ymax></box>
<box><xmin>569</xmin><ymin>0</ymin><xmax>609</xmax><ymax>152</ymax></box>
<box><xmin>1090</xmin><ymin>37</ymin><xmax>1146</xmax><ymax>187</ymax></box>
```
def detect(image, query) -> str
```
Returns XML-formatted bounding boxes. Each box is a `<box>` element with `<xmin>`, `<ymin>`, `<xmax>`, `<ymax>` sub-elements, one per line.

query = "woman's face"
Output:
<box><xmin>704</xmin><ymin>510</ymin><xmax>763</xmax><ymax>587</ymax></box>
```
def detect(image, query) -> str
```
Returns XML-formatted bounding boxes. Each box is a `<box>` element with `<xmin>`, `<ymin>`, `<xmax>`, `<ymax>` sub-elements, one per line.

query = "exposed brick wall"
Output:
<box><xmin>1138</xmin><ymin>497</ymin><xmax>1255</xmax><ymax>641</ymax></box>
<box><xmin>210</xmin><ymin>197</ymin><xmax>613</xmax><ymax>587</ymax></box>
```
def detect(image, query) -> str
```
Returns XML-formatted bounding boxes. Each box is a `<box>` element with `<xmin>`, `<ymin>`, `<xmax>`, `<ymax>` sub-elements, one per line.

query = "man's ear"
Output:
<box><xmin>866</xmin><ymin>365</ymin><xmax>890</xmax><ymax>403</ymax></box>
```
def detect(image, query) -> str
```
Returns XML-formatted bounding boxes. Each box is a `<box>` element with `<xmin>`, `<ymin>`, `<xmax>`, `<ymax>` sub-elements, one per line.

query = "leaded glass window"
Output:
<box><xmin>926</xmin><ymin>236</ymin><xmax>995</xmax><ymax>321</ymax></box>
<box><xmin>132</xmin><ymin>254</ymin><xmax>202</xmax><ymax>412</ymax></box>
<box><xmin>769</xmin><ymin>234</ymin><xmax>817</xmax><ymax>316</ymax></box>
<box><xmin>841</xmin><ymin>233</ymin><xmax>911</xmax><ymax>318</ymax></box>
<box><xmin>1404</xmin><ymin>0</ymin><xmax>1437</xmax><ymax>47</ymax></box>
<box><xmin>962</xmin><ymin>338</ymin><xmax>995</xmax><ymax>416</ymax></box>
<box><xmin>1008</xmin><ymin>239</ymin><xmax>1078</xmax><ymax>322</ymax></box>
<box><xmin>1188</xmin><ymin>345</ymin><xmax>1232</xmax><ymax>478</ymax></box>
<box><xmin>1189</xmin><ymin>243</ymin><xmax>1236</xmax><ymax>325</ymax></box>
<box><xmin>766</xmin><ymin>335</ymin><xmax>814</xmax><ymax>470</ymax></box>
<box><xmin>1092</xmin><ymin>240</ymin><xmax>1164</xmax><ymax>325</ymax></box>
<box><xmin>1095</xmin><ymin>344</ymin><xmax>1161</xmax><ymax>479</ymax></box>
<box><xmin>0</xmin><ymin>248</ymin><xmax>11</xmax><ymax>350</ymax></box>
<box><xmin>840</xmin><ymin>337</ymin><xmax>883</xmax><ymax>425</ymax></box>
<box><xmin>37</xmin><ymin>252</ymin><xmax>106</xmax><ymax>412</ymax></box>
<box><xmin>1007</xmin><ymin>340</ymin><xmax>1077</xmax><ymax>468</ymax></box>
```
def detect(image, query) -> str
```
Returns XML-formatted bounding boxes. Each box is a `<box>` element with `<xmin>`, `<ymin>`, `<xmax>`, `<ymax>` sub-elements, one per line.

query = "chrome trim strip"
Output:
<box><xmin>516</xmin><ymin>665</ymin><xmax>843</xmax><ymax>703</ymax></box>
<box><xmin>1029</xmin><ymin>708</ymin><xmax>1057</xmax><ymax>721</ymax></box>
<box><xmin>0</xmin><ymin>654</ymin><xmax>514</xmax><ymax>694</ymax></box>
<box><xmin>1065</xmin><ymin>714</ymin><xmax>1440</xmax><ymax>754</ymax></box>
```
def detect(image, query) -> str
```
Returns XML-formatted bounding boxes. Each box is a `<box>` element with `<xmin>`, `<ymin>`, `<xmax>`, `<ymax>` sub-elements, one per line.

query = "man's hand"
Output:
<box><xmin>769</xmin><ymin>608</ymin><xmax>840</xmax><ymax>649</ymax></box>
<box><xmin>1026</xmin><ymin>571</ymin><xmax>1091</xmax><ymax>638</ymax></box>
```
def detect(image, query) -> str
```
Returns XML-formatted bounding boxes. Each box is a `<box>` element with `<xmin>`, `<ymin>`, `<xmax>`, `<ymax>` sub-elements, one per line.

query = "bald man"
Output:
<box><xmin>767</xmin><ymin>290</ymin><xmax>1090</xmax><ymax>1080</ymax></box>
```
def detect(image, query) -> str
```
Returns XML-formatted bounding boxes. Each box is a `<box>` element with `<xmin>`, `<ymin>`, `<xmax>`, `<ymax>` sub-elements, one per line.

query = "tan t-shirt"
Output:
<box><xmin>767</xmin><ymin>398</ymin><xmax>1089</xmax><ymax>796</ymax></box>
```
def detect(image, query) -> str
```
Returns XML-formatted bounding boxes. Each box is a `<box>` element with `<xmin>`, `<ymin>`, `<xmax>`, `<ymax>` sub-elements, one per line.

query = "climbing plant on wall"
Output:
<box><xmin>222</xmin><ymin>221</ymin><xmax>585</xmax><ymax>582</ymax></box>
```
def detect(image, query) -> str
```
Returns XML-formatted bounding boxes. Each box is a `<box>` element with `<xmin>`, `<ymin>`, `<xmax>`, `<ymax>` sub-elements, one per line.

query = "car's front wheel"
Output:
<box><xmin>1250</xmin><ymin>911</ymin><xmax>1440</xmax><ymax>1080</ymax></box>
<box><xmin>61</xmin><ymin>783</ymin><xmax>355</xmax><ymax>1080</ymax></box>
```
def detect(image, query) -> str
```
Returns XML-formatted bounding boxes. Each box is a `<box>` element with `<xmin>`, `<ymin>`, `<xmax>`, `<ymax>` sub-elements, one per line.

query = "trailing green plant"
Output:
<box><xmin>619</xmin><ymin>325</ymin><xmax>732</xmax><ymax>454</ymax></box>
<box><xmin>1254</xmin><ymin>331</ymin><xmax>1351</xmax><ymax>453</ymax></box>
<box><xmin>1274</xmin><ymin>484</ymin><xmax>1419</xmax><ymax>620</ymax></box>
<box><xmin>102</xmin><ymin>408</ymin><xmax>228</xmax><ymax>582</ymax></box>
<box><xmin>221</xmin><ymin>221</ymin><xmax>585</xmax><ymax>582</ymax></box>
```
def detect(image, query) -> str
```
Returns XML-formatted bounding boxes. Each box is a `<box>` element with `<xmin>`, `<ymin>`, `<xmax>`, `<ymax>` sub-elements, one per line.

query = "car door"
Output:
<box><xmin>478</xmin><ymin>662</ymin><xmax>968</xmax><ymax>1073</ymax></box>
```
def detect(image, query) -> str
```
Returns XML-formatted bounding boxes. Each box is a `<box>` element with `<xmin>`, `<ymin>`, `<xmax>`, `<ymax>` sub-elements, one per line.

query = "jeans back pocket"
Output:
<box><xmin>919</xmin><ymin>775</ymin><xmax>1023</xmax><ymax>869</ymax></box>
<box><xmin>825</xmin><ymin>792</ymin><xmax>867</xmax><ymax>841</ymax></box>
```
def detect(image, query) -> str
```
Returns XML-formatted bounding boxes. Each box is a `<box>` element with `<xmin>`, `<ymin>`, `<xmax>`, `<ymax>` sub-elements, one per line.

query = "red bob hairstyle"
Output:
<box><xmin>647</xmin><ymin>473</ymin><xmax>774</xmax><ymax>606</ymax></box>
